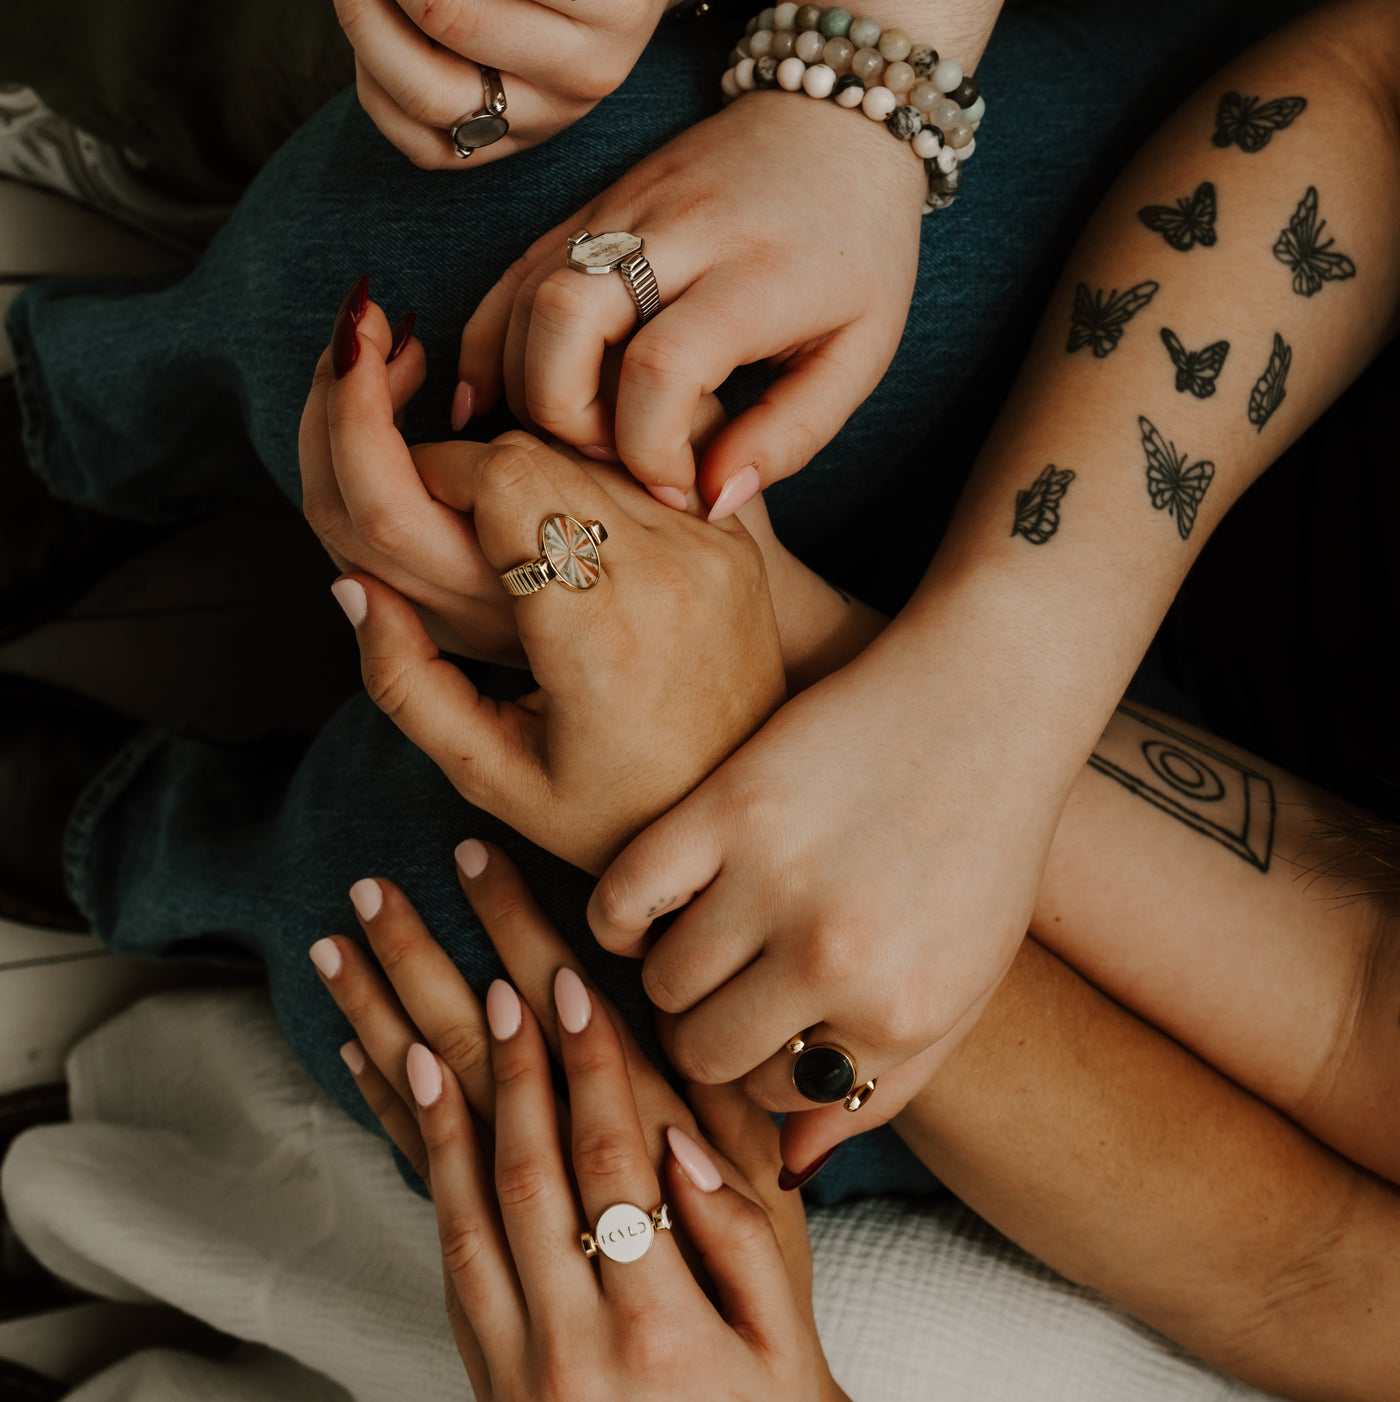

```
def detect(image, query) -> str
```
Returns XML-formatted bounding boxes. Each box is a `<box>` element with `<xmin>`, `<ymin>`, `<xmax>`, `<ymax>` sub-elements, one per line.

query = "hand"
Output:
<box><xmin>456</xmin><ymin>91</ymin><xmax>926</xmax><ymax>510</ymax></box>
<box><xmin>333</xmin><ymin>0</ymin><xmax>668</xmax><ymax>170</ymax></box>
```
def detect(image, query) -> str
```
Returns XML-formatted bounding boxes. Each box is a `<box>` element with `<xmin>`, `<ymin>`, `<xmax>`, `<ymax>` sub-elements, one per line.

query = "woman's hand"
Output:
<box><xmin>333</xmin><ymin>0</ymin><xmax>670</xmax><ymax>170</ymax></box>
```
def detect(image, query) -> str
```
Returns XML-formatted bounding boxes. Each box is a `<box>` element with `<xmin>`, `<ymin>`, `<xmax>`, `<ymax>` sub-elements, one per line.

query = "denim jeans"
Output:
<box><xmin>10</xmin><ymin>0</ymin><xmax>1316</xmax><ymax>1204</ymax></box>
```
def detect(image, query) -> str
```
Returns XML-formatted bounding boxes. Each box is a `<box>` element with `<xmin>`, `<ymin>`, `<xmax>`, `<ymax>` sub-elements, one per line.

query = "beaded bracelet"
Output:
<box><xmin>721</xmin><ymin>5</ymin><xmax>984</xmax><ymax>213</ymax></box>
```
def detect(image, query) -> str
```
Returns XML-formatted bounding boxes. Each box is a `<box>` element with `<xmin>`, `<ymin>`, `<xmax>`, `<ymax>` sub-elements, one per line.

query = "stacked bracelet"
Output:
<box><xmin>721</xmin><ymin>5</ymin><xmax>984</xmax><ymax>213</ymax></box>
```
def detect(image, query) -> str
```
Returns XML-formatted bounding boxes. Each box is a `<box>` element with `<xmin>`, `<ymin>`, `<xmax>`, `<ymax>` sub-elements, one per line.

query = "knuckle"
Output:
<box><xmin>430</xmin><ymin>1019</ymin><xmax>491</xmax><ymax>1079</ymax></box>
<box><xmin>572</xmin><ymin>1128</ymin><xmax>637</xmax><ymax>1183</ymax></box>
<box><xmin>301</xmin><ymin>489</ymin><xmax>344</xmax><ymax>547</ymax></box>
<box><xmin>881</xmin><ymin>987</ymin><xmax>932</xmax><ymax>1048</ymax></box>
<box><xmin>669</xmin><ymin>1029</ymin><xmax>720</xmax><ymax>1086</ymax></box>
<box><xmin>741</xmin><ymin>1076</ymin><xmax>791</xmax><ymax>1114</ymax></box>
<box><xmin>803</xmin><ymin>927</ymin><xmax>862</xmax><ymax>990</ymax></box>
<box><xmin>640</xmin><ymin>959</ymin><xmax>686</xmax><ymax>1015</ymax></box>
<box><xmin>621</xmin><ymin>328</ymin><xmax>694</xmax><ymax>391</ymax></box>
<box><xmin>362</xmin><ymin>654</ymin><xmax>417</xmax><ymax>723</ymax></box>
<box><xmin>411</xmin><ymin>0</ymin><xmax>479</xmax><ymax>49</ymax></box>
<box><xmin>438</xmin><ymin>1210</ymin><xmax>493</xmax><ymax>1277</ymax></box>
<box><xmin>495</xmin><ymin>1155</ymin><xmax>556</xmax><ymax>1212</ymax></box>
<box><xmin>353</xmin><ymin>501</ymin><xmax>423</xmax><ymax>557</ymax></box>
<box><xmin>480</xmin><ymin>439</ymin><xmax>543</xmax><ymax>498</ymax></box>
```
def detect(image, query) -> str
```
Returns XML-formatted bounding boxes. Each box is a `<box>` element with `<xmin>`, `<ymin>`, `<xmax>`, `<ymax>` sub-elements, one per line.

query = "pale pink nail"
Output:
<box><xmin>340</xmin><ymin>1040</ymin><xmax>366</xmax><ymax>1076</ymax></box>
<box><xmin>406</xmin><ymin>1043</ymin><xmax>443</xmax><ymax>1107</ymax></box>
<box><xmin>330</xmin><ymin>578</ymin><xmax>367</xmax><ymax>626</ymax></box>
<box><xmin>349</xmin><ymin>877</ymin><xmax>382</xmax><ymax>921</ymax></box>
<box><xmin>450</xmin><ymin>380</ymin><xmax>474</xmax><ymax>433</ymax></box>
<box><xmin>667</xmin><ymin>1126</ymin><xmax>722</xmax><ymax>1193</ymax></box>
<box><xmin>455</xmin><ymin>838</ymin><xmax>488</xmax><ymax>879</ymax></box>
<box><xmin>486</xmin><ymin>980</ymin><xmax>522</xmax><ymax>1041</ymax></box>
<box><xmin>647</xmin><ymin>483</ymin><xmax>689</xmax><ymax>510</ymax></box>
<box><xmin>577</xmin><ymin>444</ymin><xmax>620</xmax><ymax>463</ymax></box>
<box><xmin>554</xmin><ymin>966</ymin><xmax>592</xmax><ymax>1034</ymax></box>
<box><xmin>707</xmin><ymin>464</ymin><xmax>760</xmax><ymax>522</ymax></box>
<box><xmin>309</xmin><ymin>938</ymin><xmax>342</xmax><ymax>979</ymax></box>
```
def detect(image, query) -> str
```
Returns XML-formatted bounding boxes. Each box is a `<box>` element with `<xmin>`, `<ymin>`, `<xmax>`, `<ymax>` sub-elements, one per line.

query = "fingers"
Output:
<box><xmin>338</xmin><ymin>1037</ymin><xmax>427</xmax><ymax>1180</ymax></box>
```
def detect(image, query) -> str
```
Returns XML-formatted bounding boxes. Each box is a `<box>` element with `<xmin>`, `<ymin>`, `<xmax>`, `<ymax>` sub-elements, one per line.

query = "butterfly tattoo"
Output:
<box><xmin>1247</xmin><ymin>333</ymin><xmax>1291</xmax><ymax>432</ymax></box>
<box><xmin>1011</xmin><ymin>465</ymin><xmax>1076</xmax><ymax>545</ymax></box>
<box><xmin>1273</xmin><ymin>186</ymin><xmax>1356</xmax><ymax>297</ymax></box>
<box><xmin>1139</xmin><ymin>416</ymin><xmax>1215</xmax><ymax>541</ymax></box>
<box><xmin>1160</xmin><ymin>328</ymin><xmax>1230</xmax><ymax>399</ymax></box>
<box><xmin>1212</xmin><ymin>91</ymin><xmax>1307</xmax><ymax>152</ymax></box>
<box><xmin>1138</xmin><ymin>181</ymin><xmax>1217</xmax><ymax>252</ymax></box>
<box><xmin>1067</xmin><ymin>281</ymin><xmax>1159</xmax><ymax>358</ymax></box>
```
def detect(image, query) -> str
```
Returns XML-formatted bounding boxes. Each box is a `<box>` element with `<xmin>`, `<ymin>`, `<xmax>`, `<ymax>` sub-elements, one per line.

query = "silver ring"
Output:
<box><xmin>450</xmin><ymin>66</ymin><xmax>508</xmax><ymax>159</ymax></box>
<box><xmin>581</xmin><ymin>1203</ymin><xmax>672</xmax><ymax>1263</ymax></box>
<box><xmin>565</xmin><ymin>229</ymin><xmax>662</xmax><ymax>325</ymax></box>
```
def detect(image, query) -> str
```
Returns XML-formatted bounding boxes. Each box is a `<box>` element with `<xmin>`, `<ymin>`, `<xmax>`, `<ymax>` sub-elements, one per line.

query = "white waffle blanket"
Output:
<box><xmin>1</xmin><ymin>989</ymin><xmax>1277</xmax><ymax>1401</ymax></box>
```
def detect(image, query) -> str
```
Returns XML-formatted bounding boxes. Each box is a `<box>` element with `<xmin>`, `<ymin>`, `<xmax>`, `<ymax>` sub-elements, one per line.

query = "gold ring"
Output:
<box><xmin>580</xmin><ymin>1202</ymin><xmax>671</xmax><ymax>1263</ymax></box>
<box><xmin>786</xmin><ymin>1033</ymin><xmax>876</xmax><ymax>1112</ymax></box>
<box><xmin>500</xmin><ymin>514</ymin><xmax>608</xmax><ymax>597</ymax></box>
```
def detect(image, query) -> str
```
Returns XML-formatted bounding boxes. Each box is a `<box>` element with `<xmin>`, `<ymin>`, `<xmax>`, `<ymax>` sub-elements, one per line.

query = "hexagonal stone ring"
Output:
<box><xmin>500</xmin><ymin>514</ymin><xmax>609</xmax><ymax>597</ymax></box>
<box><xmin>787</xmin><ymin>1034</ymin><xmax>878</xmax><ymax>1112</ymax></box>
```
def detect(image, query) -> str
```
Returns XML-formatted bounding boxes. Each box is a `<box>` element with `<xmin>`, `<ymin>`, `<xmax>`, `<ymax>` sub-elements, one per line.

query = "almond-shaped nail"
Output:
<box><xmin>340</xmin><ymin>1040</ymin><xmax>367</xmax><ymax>1076</ymax></box>
<box><xmin>668</xmin><ymin>1126</ymin><xmax>722</xmax><ymax>1193</ymax></box>
<box><xmin>455</xmin><ymin>838</ymin><xmax>488</xmax><ymax>879</ymax></box>
<box><xmin>778</xmin><ymin>1145</ymin><xmax>838</xmax><ymax>1193</ymax></box>
<box><xmin>647</xmin><ymin>483</ymin><xmax>689</xmax><ymax>510</ymax></box>
<box><xmin>330</xmin><ymin>578</ymin><xmax>366</xmax><ymax>626</ymax></box>
<box><xmin>486</xmin><ymin>979</ymin><xmax>522</xmax><ymax>1041</ymax></box>
<box><xmin>309</xmin><ymin>938</ymin><xmax>342</xmax><ymax>979</ymax></box>
<box><xmin>707</xmin><ymin>464</ymin><xmax>760</xmax><ymax>522</ymax></box>
<box><xmin>406</xmin><ymin>1043</ymin><xmax>443</xmax><ymax>1107</ymax></box>
<box><xmin>450</xmin><ymin>380</ymin><xmax>474</xmax><ymax>433</ymax></box>
<box><xmin>331</xmin><ymin>274</ymin><xmax>370</xmax><ymax>380</ymax></box>
<box><xmin>349</xmin><ymin>877</ymin><xmax>382</xmax><ymax>921</ymax></box>
<box><xmin>387</xmin><ymin>311</ymin><xmax>417</xmax><ymax>363</ymax></box>
<box><xmin>554</xmin><ymin>966</ymin><xmax>592</xmax><ymax>1034</ymax></box>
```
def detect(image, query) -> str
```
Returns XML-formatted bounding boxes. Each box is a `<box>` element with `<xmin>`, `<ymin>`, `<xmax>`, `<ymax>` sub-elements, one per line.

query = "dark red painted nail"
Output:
<box><xmin>778</xmin><ymin>1146</ymin><xmax>838</xmax><ymax>1193</ymax></box>
<box><xmin>387</xmin><ymin>311</ymin><xmax>417</xmax><ymax>364</ymax></box>
<box><xmin>331</xmin><ymin>274</ymin><xmax>370</xmax><ymax>381</ymax></box>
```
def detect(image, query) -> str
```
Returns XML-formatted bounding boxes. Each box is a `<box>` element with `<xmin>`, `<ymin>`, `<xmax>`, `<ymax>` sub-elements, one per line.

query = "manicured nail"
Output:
<box><xmin>554</xmin><ymin>966</ymin><xmax>592</xmax><ymax>1034</ymax></box>
<box><xmin>340</xmin><ymin>1040</ymin><xmax>366</xmax><ymax>1076</ymax></box>
<box><xmin>331</xmin><ymin>274</ymin><xmax>370</xmax><ymax>380</ymax></box>
<box><xmin>330</xmin><ymin>578</ymin><xmax>367</xmax><ymax>626</ymax></box>
<box><xmin>577</xmin><ymin>444</ymin><xmax>620</xmax><ymax>464</ymax></box>
<box><xmin>349</xmin><ymin>877</ymin><xmax>382</xmax><ymax>921</ymax></box>
<box><xmin>387</xmin><ymin>311</ymin><xmax>417</xmax><ymax>363</ymax></box>
<box><xmin>309</xmin><ymin>938</ymin><xmax>342</xmax><ymax>979</ymax></box>
<box><xmin>450</xmin><ymin>379</ymin><xmax>474</xmax><ymax>432</ymax></box>
<box><xmin>667</xmin><ymin>1126</ymin><xmax>722</xmax><ymax>1193</ymax></box>
<box><xmin>707</xmin><ymin>464</ymin><xmax>761</xmax><ymax>522</ymax></box>
<box><xmin>647</xmin><ymin>483</ymin><xmax>689</xmax><ymax>510</ymax></box>
<box><xmin>455</xmin><ymin>838</ymin><xmax>488</xmax><ymax>879</ymax></box>
<box><xmin>406</xmin><ymin>1043</ymin><xmax>443</xmax><ymax>1108</ymax></box>
<box><xmin>486</xmin><ymin>980</ymin><xmax>522</xmax><ymax>1041</ymax></box>
<box><xmin>778</xmin><ymin>1146</ymin><xmax>839</xmax><ymax>1193</ymax></box>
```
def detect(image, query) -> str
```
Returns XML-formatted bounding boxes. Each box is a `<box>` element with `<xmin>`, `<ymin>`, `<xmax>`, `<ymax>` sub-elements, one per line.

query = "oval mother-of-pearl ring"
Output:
<box><xmin>580</xmin><ymin>1202</ymin><xmax>672</xmax><ymax>1263</ymax></box>
<box><xmin>500</xmin><ymin>514</ymin><xmax>608</xmax><ymax>597</ymax></box>
<box><xmin>786</xmin><ymin>1034</ymin><xmax>877</xmax><ymax>1112</ymax></box>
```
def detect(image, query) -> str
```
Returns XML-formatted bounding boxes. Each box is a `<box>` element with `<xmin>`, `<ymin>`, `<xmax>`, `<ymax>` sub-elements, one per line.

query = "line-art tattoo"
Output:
<box><xmin>1212</xmin><ymin>91</ymin><xmax>1307</xmax><ymax>152</ymax></box>
<box><xmin>645</xmin><ymin>895</ymin><xmax>678</xmax><ymax>919</ymax></box>
<box><xmin>1273</xmin><ymin>187</ymin><xmax>1356</xmax><ymax>297</ymax></box>
<box><xmin>1138</xmin><ymin>181</ymin><xmax>1217</xmax><ymax>251</ymax></box>
<box><xmin>1011</xmin><ymin>465</ymin><xmax>1076</xmax><ymax>544</ymax></box>
<box><xmin>1067</xmin><ymin>281</ymin><xmax>1159</xmax><ymax>358</ymax></box>
<box><xmin>1139</xmin><ymin>416</ymin><xmax>1215</xmax><ymax>541</ymax></box>
<box><xmin>1089</xmin><ymin>703</ymin><xmax>1276</xmax><ymax>871</ymax></box>
<box><xmin>1248</xmin><ymin>333</ymin><xmax>1292</xmax><ymax>431</ymax></box>
<box><xmin>1160</xmin><ymin>327</ymin><xmax>1230</xmax><ymax>399</ymax></box>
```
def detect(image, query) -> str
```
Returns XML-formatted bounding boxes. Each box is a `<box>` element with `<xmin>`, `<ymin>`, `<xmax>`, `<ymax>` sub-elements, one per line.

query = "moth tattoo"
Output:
<box><xmin>1139</xmin><ymin>416</ymin><xmax>1214</xmax><ymax>541</ymax></box>
<box><xmin>1212</xmin><ymin>91</ymin><xmax>1307</xmax><ymax>152</ymax></box>
<box><xmin>1247</xmin><ymin>333</ymin><xmax>1291</xmax><ymax>431</ymax></box>
<box><xmin>1138</xmin><ymin>181</ymin><xmax>1217</xmax><ymax>252</ymax></box>
<box><xmin>1067</xmin><ymin>281</ymin><xmax>1159</xmax><ymax>358</ymax></box>
<box><xmin>1273</xmin><ymin>186</ymin><xmax>1356</xmax><ymax>297</ymax></box>
<box><xmin>1011</xmin><ymin>465</ymin><xmax>1076</xmax><ymax>545</ymax></box>
<box><xmin>1160</xmin><ymin>327</ymin><xmax>1230</xmax><ymax>399</ymax></box>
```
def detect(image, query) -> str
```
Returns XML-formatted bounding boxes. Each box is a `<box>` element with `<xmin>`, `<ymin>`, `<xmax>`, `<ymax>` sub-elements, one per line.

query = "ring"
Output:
<box><xmin>786</xmin><ymin>1034</ymin><xmax>877</xmax><ymax>1113</ymax></box>
<box><xmin>449</xmin><ymin>66</ymin><xmax>509</xmax><ymax>159</ymax></box>
<box><xmin>500</xmin><ymin>514</ymin><xmax>608</xmax><ymax>597</ymax></box>
<box><xmin>565</xmin><ymin>229</ymin><xmax>662</xmax><ymax>325</ymax></box>
<box><xmin>581</xmin><ymin>1202</ymin><xmax>672</xmax><ymax>1263</ymax></box>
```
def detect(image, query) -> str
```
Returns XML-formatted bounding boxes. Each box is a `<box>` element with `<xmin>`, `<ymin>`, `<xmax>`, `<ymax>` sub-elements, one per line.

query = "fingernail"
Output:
<box><xmin>647</xmin><ymin>483</ymin><xmax>689</xmax><ymax>510</ymax></box>
<box><xmin>331</xmin><ymin>274</ymin><xmax>370</xmax><ymax>380</ymax></box>
<box><xmin>577</xmin><ymin>444</ymin><xmax>621</xmax><ymax>463</ymax></box>
<box><xmin>340</xmin><ymin>1040</ymin><xmax>366</xmax><ymax>1076</ymax></box>
<box><xmin>330</xmin><ymin>578</ymin><xmax>367</xmax><ymax>626</ymax></box>
<box><xmin>450</xmin><ymin>380</ymin><xmax>474</xmax><ymax>433</ymax></box>
<box><xmin>309</xmin><ymin>937</ymin><xmax>342</xmax><ymax>979</ymax></box>
<box><xmin>486</xmin><ymin>979</ymin><xmax>522</xmax><ymax>1041</ymax></box>
<box><xmin>667</xmin><ymin>1126</ymin><xmax>723</xmax><ymax>1193</ymax></box>
<box><xmin>406</xmin><ymin>1043</ymin><xmax>443</xmax><ymax>1107</ymax></box>
<box><xmin>778</xmin><ymin>1146</ymin><xmax>839</xmax><ymax>1193</ymax></box>
<box><xmin>554</xmin><ymin>966</ymin><xmax>592</xmax><ymax>1034</ymax></box>
<box><xmin>349</xmin><ymin>877</ymin><xmax>382</xmax><ymax>921</ymax></box>
<box><xmin>707</xmin><ymin>464</ymin><xmax>761</xmax><ymax>522</ymax></box>
<box><xmin>455</xmin><ymin>838</ymin><xmax>488</xmax><ymax>879</ymax></box>
<box><xmin>387</xmin><ymin>311</ymin><xmax>417</xmax><ymax>363</ymax></box>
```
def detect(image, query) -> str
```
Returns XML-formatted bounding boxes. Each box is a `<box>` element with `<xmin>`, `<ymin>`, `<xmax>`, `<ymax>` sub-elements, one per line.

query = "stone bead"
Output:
<box><xmin>720</xmin><ymin>67</ymin><xmax>741</xmax><ymax>100</ymax></box>
<box><xmin>819</xmin><ymin>6</ymin><xmax>852</xmax><ymax>38</ymax></box>
<box><xmin>933</xmin><ymin>57</ymin><xmax>963</xmax><ymax>92</ymax></box>
<box><xmin>822</xmin><ymin>36</ymin><xmax>854</xmax><ymax>72</ymax></box>
<box><xmin>735</xmin><ymin>57</ymin><xmax>757</xmax><ymax>90</ymax></box>
<box><xmin>877</xmin><ymin>26</ymin><xmax>912</xmax><ymax>61</ymax></box>
<box><xmin>777</xmin><ymin>55</ymin><xmax>807</xmax><ymax>90</ymax></box>
<box><xmin>774</xmin><ymin>3</ymin><xmax>799</xmax><ymax>29</ymax></box>
<box><xmin>749</xmin><ymin>28</ymin><xmax>774</xmax><ymax>57</ymax></box>
<box><xmin>771</xmin><ymin>28</ymin><xmax>797</xmax><ymax>58</ymax></box>
<box><xmin>944</xmin><ymin>120</ymin><xmax>973</xmax><ymax>148</ymax></box>
<box><xmin>908</xmin><ymin>44</ymin><xmax>939</xmax><ymax>76</ymax></box>
<box><xmin>911</xmin><ymin>124</ymin><xmax>943</xmax><ymax>158</ymax></box>
<box><xmin>933</xmin><ymin>165</ymin><xmax>962</xmax><ymax>196</ymax></box>
<box><xmin>949</xmin><ymin>76</ymin><xmax>980</xmax><ymax>109</ymax></box>
<box><xmin>796</xmin><ymin>3</ymin><xmax>824</xmax><ymax>29</ymax></box>
<box><xmin>861</xmin><ymin>84</ymin><xmax>896</xmax><ymax>120</ymax></box>
<box><xmin>791</xmin><ymin>1046</ymin><xmax>857</xmax><ymax>1103</ymax></box>
<box><xmin>832</xmin><ymin>72</ymin><xmax>865</xmax><ymax>106</ymax></box>
<box><xmin>887</xmin><ymin>104</ymin><xmax>922</xmax><ymax>140</ymax></box>
<box><xmin>961</xmin><ymin>94</ymin><xmax>986</xmax><ymax>125</ymax></box>
<box><xmin>753</xmin><ymin>55</ymin><xmax>780</xmax><ymax>88</ymax></box>
<box><xmin>756</xmin><ymin>7</ymin><xmax>775</xmax><ymax>28</ymax></box>
<box><xmin>732</xmin><ymin>37</ymin><xmax>751</xmax><ymax>60</ymax></box>
<box><xmin>931</xmin><ymin>97</ymin><xmax>962</xmax><ymax>130</ymax></box>
<box><xmin>795</xmin><ymin>29</ymin><xmax>825</xmax><ymax>62</ymax></box>
<box><xmin>851</xmin><ymin>46</ymin><xmax>883</xmax><ymax>81</ymax></box>
<box><xmin>883</xmin><ymin>60</ymin><xmax>914</xmax><ymax>93</ymax></box>
<box><xmin>802</xmin><ymin>62</ymin><xmax>836</xmax><ymax>98</ymax></box>
<box><xmin>955</xmin><ymin>135</ymin><xmax>976</xmax><ymax>162</ymax></box>
<box><xmin>934</xmin><ymin>141</ymin><xmax>958</xmax><ymax>173</ymax></box>
<box><xmin>848</xmin><ymin>14</ymin><xmax>882</xmax><ymax>48</ymax></box>
<box><xmin>909</xmin><ymin>81</ymin><xmax>941</xmax><ymax>113</ymax></box>
<box><xmin>746</xmin><ymin>15</ymin><xmax>758</xmax><ymax>34</ymax></box>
